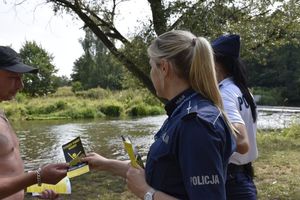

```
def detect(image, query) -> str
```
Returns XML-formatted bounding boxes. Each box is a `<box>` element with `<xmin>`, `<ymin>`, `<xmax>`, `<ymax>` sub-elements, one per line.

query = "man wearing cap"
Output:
<box><xmin>212</xmin><ymin>35</ymin><xmax>258</xmax><ymax>200</ymax></box>
<box><xmin>0</xmin><ymin>46</ymin><xmax>69</xmax><ymax>199</ymax></box>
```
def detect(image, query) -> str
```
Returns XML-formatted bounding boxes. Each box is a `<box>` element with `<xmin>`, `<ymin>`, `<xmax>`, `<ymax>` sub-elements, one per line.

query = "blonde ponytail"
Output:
<box><xmin>189</xmin><ymin>37</ymin><xmax>223</xmax><ymax>109</ymax></box>
<box><xmin>189</xmin><ymin>37</ymin><xmax>237</xmax><ymax>137</ymax></box>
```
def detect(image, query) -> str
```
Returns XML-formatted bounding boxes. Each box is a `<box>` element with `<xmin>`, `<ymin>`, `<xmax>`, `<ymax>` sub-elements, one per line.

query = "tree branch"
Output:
<box><xmin>168</xmin><ymin>0</ymin><xmax>206</xmax><ymax>31</ymax></box>
<box><xmin>48</xmin><ymin>0</ymin><xmax>156</xmax><ymax>96</ymax></box>
<box><xmin>148</xmin><ymin>0</ymin><xmax>167</xmax><ymax>35</ymax></box>
<box><xmin>82</xmin><ymin>6</ymin><xmax>129</xmax><ymax>45</ymax></box>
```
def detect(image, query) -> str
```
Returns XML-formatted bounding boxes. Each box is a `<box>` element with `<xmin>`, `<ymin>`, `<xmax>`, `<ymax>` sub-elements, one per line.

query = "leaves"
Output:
<box><xmin>19</xmin><ymin>41</ymin><xmax>59</xmax><ymax>96</ymax></box>
<box><xmin>71</xmin><ymin>29</ymin><xmax>125</xmax><ymax>90</ymax></box>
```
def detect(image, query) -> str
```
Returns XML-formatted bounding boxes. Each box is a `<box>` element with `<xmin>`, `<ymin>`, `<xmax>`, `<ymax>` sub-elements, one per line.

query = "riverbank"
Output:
<box><xmin>0</xmin><ymin>87</ymin><xmax>165</xmax><ymax>120</ymax></box>
<box><xmin>2</xmin><ymin>86</ymin><xmax>300</xmax><ymax>122</ymax></box>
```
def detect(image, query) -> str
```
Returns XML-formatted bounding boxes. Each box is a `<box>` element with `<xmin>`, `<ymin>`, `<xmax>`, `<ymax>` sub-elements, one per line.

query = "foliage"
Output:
<box><xmin>98</xmin><ymin>100</ymin><xmax>124</xmax><ymax>117</ymax></box>
<box><xmin>14</xmin><ymin>92</ymin><xmax>27</xmax><ymax>103</ymax></box>
<box><xmin>64</xmin><ymin>107</ymin><xmax>97</xmax><ymax>119</ymax></box>
<box><xmin>71</xmin><ymin>81</ymin><xmax>84</xmax><ymax>93</ymax></box>
<box><xmin>0</xmin><ymin>87</ymin><xmax>164</xmax><ymax>120</ymax></box>
<box><xmin>253</xmin><ymin>87</ymin><xmax>285</xmax><ymax>106</ymax></box>
<box><xmin>41</xmin><ymin>0</ymin><xmax>300</xmax><ymax>101</ymax></box>
<box><xmin>121</xmin><ymin>67</ymin><xmax>144</xmax><ymax>89</ymax></box>
<box><xmin>71</xmin><ymin>29</ymin><xmax>125</xmax><ymax>90</ymax></box>
<box><xmin>19</xmin><ymin>41</ymin><xmax>59</xmax><ymax>96</ymax></box>
<box><xmin>52</xmin><ymin>75</ymin><xmax>71</xmax><ymax>87</ymax></box>
<box><xmin>128</xmin><ymin>103</ymin><xmax>163</xmax><ymax>116</ymax></box>
<box><xmin>248</xmin><ymin>43</ymin><xmax>300</xmax><ymax>106</ymax></box>
<box><xmin>50</xmin><ymin>86</ymin><xmax>75</xmax><ymax>97</ymax></box>
<box><xmin>75</xmin><ymin>87</ymin><xmax>110</xmax><ymax>99</ymax></box>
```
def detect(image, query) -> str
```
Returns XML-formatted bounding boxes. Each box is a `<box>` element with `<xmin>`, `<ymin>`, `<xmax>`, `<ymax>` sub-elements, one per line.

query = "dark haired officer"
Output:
<box><xmin>212</xmin><ymin>35</ymin><xmax>258</xmax><ymax>200</ymax></box>
<box><xmin>0</xmin><ymin>46</ymin><xmax>69</xmax><ymax>199</ymax></box>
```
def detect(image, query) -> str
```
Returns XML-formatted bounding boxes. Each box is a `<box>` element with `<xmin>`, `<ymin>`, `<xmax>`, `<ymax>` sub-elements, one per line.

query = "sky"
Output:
<box><xmin>0</xmin><ymin>0</ymin><xmax>150</xmax><ymax>77</ymax></box>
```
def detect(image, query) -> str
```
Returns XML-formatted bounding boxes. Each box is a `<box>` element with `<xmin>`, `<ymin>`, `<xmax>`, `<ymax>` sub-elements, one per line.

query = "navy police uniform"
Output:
<box><xmin>145</xmin><ymin>89</ymin><xmax>236</xmax><ymax>199</ymax></box>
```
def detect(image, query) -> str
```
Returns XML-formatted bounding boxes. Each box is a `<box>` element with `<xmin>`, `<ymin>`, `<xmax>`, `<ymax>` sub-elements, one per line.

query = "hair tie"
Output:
<box><xmin>191</xmin><ymin>38</ymin><xmax>197</xmax><ymax>46</ymax></box>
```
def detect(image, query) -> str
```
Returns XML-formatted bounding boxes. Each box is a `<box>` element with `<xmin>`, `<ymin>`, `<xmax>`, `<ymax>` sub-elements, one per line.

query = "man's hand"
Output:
<box><xmin>40</xmin><ymin>163</ymin><xmax>69</xmax><ymax>185</ymax></box>
<box><xmin>36</xmin><ymin>189</ymin><xmax>59</xmax><ymax>199</ymax></box>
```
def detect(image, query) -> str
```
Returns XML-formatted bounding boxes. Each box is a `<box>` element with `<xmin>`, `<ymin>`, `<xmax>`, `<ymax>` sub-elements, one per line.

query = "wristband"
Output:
<box><xmin>144</xmin><ymin>188</ymin><xmax>156</xmax><ymax>200</ymax></box>
<box><xmin>36</xmin><ymin>167</ymin><xmax>42</xmax><ymax>186</ymax></box>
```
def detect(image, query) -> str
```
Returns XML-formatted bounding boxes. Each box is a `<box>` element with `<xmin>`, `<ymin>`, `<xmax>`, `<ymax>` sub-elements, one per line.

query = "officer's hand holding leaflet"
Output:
<box><xmin>81</xmin><ymin>153</ymin><xmax>109</xmax><ymax>171</ymax></box>
<box><xmin>126</xmin><ymin>166</ymin><xmax>149</xmax><ymax>198</ymax></box>
<box><xmin>126</xmin><ymin>166</ymin><xmax>178</xmax><ymax>200</ymax></box>
<box><xmin>81</xmin><ymin>153</ymin><xmax>131</xmax><ymax>178</ymax></box>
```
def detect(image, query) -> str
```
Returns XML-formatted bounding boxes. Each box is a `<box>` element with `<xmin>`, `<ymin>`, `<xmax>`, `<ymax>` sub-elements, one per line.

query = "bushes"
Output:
<box><xmin>99</xmin><ymin>101</ymin><xmax>123</xmax><ymax>117</ymax></box>
<box><xmin>0</xmin><ymin>87</ymin><xmax>164</xmax><ymax>120</ymax></box>
<box><xmin>76</xmin><ymin>87</ymin><xmax>110</xmax><ymax>99</ymax></box>
<box><xmin>2</xmin><ymin>104</ymin><xmax>27</xmax><ymax>120</ymax></box>
<box><xmin>253</xmin><ymin>87</ymin><xmax>285</xmax><ymax>106</ymax></box>
<box><xmin>64</xmin><ymin>107</ymin><xmax>97</xmax><ymax>119</ymax></box>
<box><xmin>25</xmin><ymin>101</ymin><xmax>68</xmax><ymax>115</ymax></box>
<box><xmin>50</xmin><ymin>87</ymin><xmax>74</xmax><ymax>97</ymax></box>
<box><xmin>128</xmin><ymin>104</ymin><xmax>164</xmax><ymax>116</ymax></box>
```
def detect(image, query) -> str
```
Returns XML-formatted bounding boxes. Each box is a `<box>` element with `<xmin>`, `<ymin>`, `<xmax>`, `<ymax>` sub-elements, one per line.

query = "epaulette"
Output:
<box><xmin>181</xmin><ymin>112</ymin><xmax>197</xmax><ymax>121</ymax></box>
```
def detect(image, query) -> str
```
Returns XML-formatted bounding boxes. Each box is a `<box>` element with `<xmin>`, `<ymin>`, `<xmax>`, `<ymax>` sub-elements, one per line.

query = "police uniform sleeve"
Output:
<box><xmin>221</xmin><ymin>89</ymin><xmax>244</xmax><ymax>124</ymax></box>
<box><xmin>177</xmin><ymin>116</ymin><xmax>227</xmax><ymax>200</ymax></box>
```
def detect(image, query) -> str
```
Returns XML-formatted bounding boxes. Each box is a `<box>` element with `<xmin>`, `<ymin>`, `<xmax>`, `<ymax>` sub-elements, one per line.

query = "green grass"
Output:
<box><xmin>254</xmin><ymin>125</ymin><xmax>300</xmax><ymax>200</ymax></box>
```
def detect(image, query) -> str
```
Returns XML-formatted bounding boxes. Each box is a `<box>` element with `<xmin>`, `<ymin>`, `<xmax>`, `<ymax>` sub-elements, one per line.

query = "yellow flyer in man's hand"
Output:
<box><xmin>62</xmin><ymin>136</ymin><xmax>89</xmax><ymax>178</ymax></box>
<box><xmin>27</xmin><ymin>176</ymin><xmax>71</xmax><ymax>194</ymax></box>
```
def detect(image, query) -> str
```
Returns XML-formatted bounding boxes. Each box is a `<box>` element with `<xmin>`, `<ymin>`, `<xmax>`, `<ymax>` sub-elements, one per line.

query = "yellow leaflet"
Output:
<box><xmin>121</xmin><ymin>136</ymin><xmax>144</xmax><ymax>168</ymax></box>
<box><xmin>67</xmin><ymin>164</ymin><xmax>90</xmax><ymax>179</ymax></box>
<box><xmin>27</xmin><ymin>176</ymin><xmax>71</xmax><ymax>194</ymax></box>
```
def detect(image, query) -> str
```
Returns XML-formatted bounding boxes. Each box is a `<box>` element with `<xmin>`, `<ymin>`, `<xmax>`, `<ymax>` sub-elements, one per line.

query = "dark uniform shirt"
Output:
<box><xmin>145</xmin><ymin>89</ymin><xmax>236</xmax><ymax>200</ymax></box>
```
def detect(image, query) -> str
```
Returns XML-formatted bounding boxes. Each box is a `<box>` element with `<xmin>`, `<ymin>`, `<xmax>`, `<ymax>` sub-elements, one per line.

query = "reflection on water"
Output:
<box><xmin>14</xmin><ymin>115</ymin><xmax>167</xmax><ymax>171</ymax></box>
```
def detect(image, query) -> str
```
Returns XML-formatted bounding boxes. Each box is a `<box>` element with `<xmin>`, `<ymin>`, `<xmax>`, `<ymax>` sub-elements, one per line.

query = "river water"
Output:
<box><xmin>12</xmin><ymin>109</ymin><xmax>299</xmax><ymax>199</ymax></box>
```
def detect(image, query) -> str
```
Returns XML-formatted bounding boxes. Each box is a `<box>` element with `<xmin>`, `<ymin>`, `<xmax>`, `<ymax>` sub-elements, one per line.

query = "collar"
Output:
<box><xmin>165</xmin><ymin>88</ymin><xmax>195</xmax><ymax>116</ymax></box>
<box><xmin>218</xmin><ymin>76</ymin><xmax>233</xmax><ymax>88</ymax></box>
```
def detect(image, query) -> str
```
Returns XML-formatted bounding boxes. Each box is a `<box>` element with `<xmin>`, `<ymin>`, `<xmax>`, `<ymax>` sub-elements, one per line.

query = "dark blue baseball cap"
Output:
<box><xmin>0</xmin><ymin>46</ymin><xmax>38</xmax><ymax>73</ymax></box>
<box><xmin>211</xmin><ymin>34</ymin><xmax>240</xmax><ymax>58</ymax></box>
